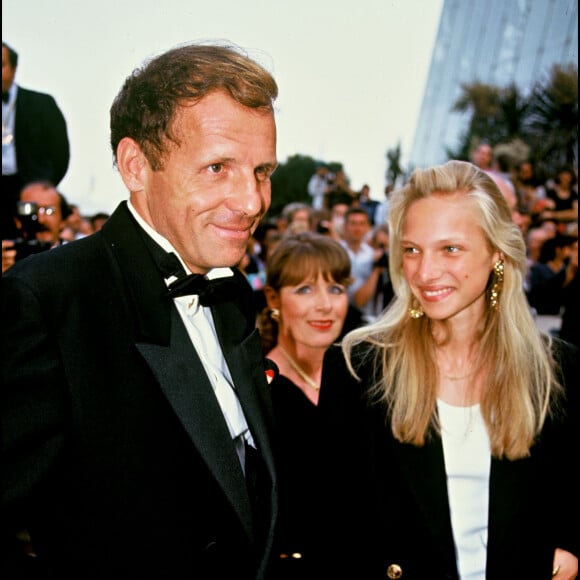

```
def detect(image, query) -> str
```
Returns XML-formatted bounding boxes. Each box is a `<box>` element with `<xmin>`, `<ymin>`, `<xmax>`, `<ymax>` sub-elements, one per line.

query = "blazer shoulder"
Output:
<box><xmin>17</xmin><ymin>86</ymin><xmax>58</xmax><ymax>103</ymax></box>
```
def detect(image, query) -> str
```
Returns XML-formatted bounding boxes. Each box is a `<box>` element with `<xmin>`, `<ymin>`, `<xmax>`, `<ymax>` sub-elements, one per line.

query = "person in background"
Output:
<box><xmin>280</xmin><ymin>201</ymin><xmax>313</xmax><ymax>235</ymax></box>
<box><xmin>342</xmin><ymin>160</ymin><xmax>578</xmax><ymax>579</ymax></box>
<box><xmin>306</xmin><ymin>164</ymin><xmax>332</xmax><ymax>210</ymax></box>
<box><xmin>1</xmin><ymin>180</ymin><xmax>72</xmax><ymax>272</ymax></box>
<box><xmin>558</xmin><ymin>234</ymin><xmax>579</xmax><ymax>347</ymax></box>
<box><xmin>257</xmin><ymin>232</ymin><xmax>373</xmax><ymax>579</ymax></box>
<box><xmin>368</xmin><ymin>222</ymin><xmax>394</xmax><ymax>313</ymax></box>
<box><xmin>358</xmin><ymin>183</ymin><xmax>380</xmax><ymax>226</ymax></box>
<box><xmin>2</xmin><ymin>42</ymin><xmax>70</xmax><ymax>239</ymax></box>
<box><xmin>60</xmin><ymin>203</ymin><xmax>94</xmax><ymax>241</ymax></box>
<box><xmin>90</xmin><ymin>211</ymin><xmax>110</xmax><ymax>232</ymax></box>
<box><xmin>526</xmin><ymin>233</ymin><xmax>578</xmax><ymax>316</ymax></box>
<box><xmin>470</xmin><ymin>141</ymin><xmax>493</xmax><ymax>171</ymax></box>
<box><xmin>326</xmin><ymin>168</ymin><xmax>357</xmax><ymax>209</ymax></box>
<box><xmin>539</xmin><ymin>165</ymin><xmax>579</xmax><ymax>232</ymax></box>
<box><xmin>1</xmin><ymin>42</ymin><xmax>279</xmax><ymax>580</ymax></box>
<box><xmin>513</xmin><ymin>160</ymin><xmax>546</xmax><ymax>218</ymax></box>
<box><xmin>373</xmin><ymin>183</ymin><xmax>394</xmax><ymax>226</ymax></box>
<box><xmin>325</xmin><ymin>200</ymin><xmax>349</xmax><ymax>240</ymax></box>
<box><xmin>341</xmin><ymin>206</ymin><xmax>386</xmax><ymax>324</ymax></box>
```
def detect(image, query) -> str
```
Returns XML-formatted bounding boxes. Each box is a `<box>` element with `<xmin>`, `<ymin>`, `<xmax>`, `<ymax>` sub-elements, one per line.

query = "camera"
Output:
<box><xmin>11</xmin><ymin>201</ymin><xmax>52</xmax><ymax>260</ymax></box>
<box><xmin>373</xmin><ymin>250</ymin><xmax>389</xmax><ymax>269</ymax></box>
<box><xmin>316</xmin><ymin>220</ymin><xmax>331</xmax><ymax>235</ymax></box>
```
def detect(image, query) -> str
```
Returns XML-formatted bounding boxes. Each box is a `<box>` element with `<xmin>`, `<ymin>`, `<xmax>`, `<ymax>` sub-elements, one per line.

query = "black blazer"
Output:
<box><xmin>344</xmin><ymin>340</ymin><xmax>579</xmax><ymax>579</ymax></box>
<box><xmin>1</xmin><ymin>202</ymin><xmax>278</xmax><ymax>579</ymax></box>
<box><xmin>13</xmin><ymin>86</ymin><xmax>70</xmax><ymax>186</ymax></box>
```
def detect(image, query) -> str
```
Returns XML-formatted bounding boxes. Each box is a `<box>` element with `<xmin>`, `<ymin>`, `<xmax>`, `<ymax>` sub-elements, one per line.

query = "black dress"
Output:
<box><xmin>268</xmin><ymin>345</ymin><xmax>384</xmax><ymax>580</ymax></box>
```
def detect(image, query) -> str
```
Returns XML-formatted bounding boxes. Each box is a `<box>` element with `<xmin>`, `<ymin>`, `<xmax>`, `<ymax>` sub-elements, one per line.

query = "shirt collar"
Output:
<box><xmin>126</xmin><ymin>199</ymin><xmax>233</xmax><ymax>280</ymax></box>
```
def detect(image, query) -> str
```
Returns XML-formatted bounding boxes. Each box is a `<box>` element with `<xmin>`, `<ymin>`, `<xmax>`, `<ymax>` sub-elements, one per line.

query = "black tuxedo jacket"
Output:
<box><xmin>1</xmin><ymin>202</ymin><xmax>278</xmax><ymax>579</ymax></box>
<box><xmin>13</xmin><ymin>86</ymin><xmax>70</xmax><ymax>186</ymax></box>
<box><xmin>340</xmin><ymin>340</ymin><xmax>579</xmax><ymax>579</ymax></box>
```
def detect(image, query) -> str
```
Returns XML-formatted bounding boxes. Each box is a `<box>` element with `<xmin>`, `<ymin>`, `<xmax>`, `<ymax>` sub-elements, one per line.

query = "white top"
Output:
<box><xmin>437</xmin><ymin>398</ymin><xmax>491</xmax><ymax>580</ymax></box>
<box><xmin>2</xmin><ymin>84</ymin><xmax>17</xmax><ymax>175</ymax></box>
<box><xmin>307</xmin><ymin>173</ymin><xmax>328</xmax><ymax>210</ymax></box>
<box><xmin>340</xmin><ymin>239</ymin><xmax>378</xmax><ymax>321</ymax></box>
<box><xmin>127</xmin><ymin>202</ymin><xmax>254</xmax><ymax>469</ymax></box>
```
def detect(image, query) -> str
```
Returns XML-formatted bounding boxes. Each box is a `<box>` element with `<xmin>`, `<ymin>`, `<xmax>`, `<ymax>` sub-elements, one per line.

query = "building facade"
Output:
<box><xmin>409</xmin><ymin>0</ymin><xmax>578</xmax><ymax>169</ymax></box>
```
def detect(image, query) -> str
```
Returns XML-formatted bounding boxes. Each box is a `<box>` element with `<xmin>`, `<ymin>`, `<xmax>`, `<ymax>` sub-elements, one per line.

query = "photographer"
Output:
<box><xmin>2</xmin><ymin>180</ymin><xmax>71</xmax><ymax>272</ymax></box>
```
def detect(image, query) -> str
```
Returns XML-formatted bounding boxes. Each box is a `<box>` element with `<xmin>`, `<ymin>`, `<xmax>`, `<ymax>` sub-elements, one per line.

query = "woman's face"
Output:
<box><xmin>270</xmin><ymin>272</ymin><xmax>349</xmax><ymax>351</ymax></box>
<box><xmin>401</xmin><ymin>193</ymin><xmax>500</xmax><ymax>324</ymax></box>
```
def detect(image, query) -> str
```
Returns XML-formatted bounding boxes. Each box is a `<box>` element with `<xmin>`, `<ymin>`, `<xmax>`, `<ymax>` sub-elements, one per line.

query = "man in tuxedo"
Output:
<box><xmin>1</xmin><ymin>42</ymin><xmax>70</xmax><ymax>239</ymax></box>
<box><xmin>2</xmin><ymin>42</ymin><xmax>279</xmax><ymax>579</ymax></box>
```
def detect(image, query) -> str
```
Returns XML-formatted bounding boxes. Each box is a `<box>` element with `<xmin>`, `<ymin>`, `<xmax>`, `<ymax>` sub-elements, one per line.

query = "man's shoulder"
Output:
<box><xmin>17</xmin><ymin>86</ymin><xmax>59</xmax><ymax>107</ymax></box>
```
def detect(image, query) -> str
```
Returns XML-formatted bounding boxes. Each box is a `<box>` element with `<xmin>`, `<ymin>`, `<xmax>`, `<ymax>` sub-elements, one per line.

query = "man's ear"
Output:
<box><xmin>116</xmin><ymin>137</ymin><xmax>148</xmax><ymax>192</ymax></box>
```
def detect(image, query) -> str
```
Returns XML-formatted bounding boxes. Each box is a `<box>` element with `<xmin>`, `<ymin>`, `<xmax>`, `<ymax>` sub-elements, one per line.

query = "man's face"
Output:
<box><xmin>128</xmin><ymin>90</ymin><xmax>277</xmax><ymax>274</ymax></box>
<box><xmin>343</xmin><ymin>212</ymin><xmax>371</xmax><ymax>244</ymax></box>
<box><xmin>20</xmin><ymin>185</ymin><xmax>65</xmax><ymax>246</ymax></box>
<box><xmin>2</xmin><ymin>46</ymin><xmax>16</xmax><ymax>94</ymax></box>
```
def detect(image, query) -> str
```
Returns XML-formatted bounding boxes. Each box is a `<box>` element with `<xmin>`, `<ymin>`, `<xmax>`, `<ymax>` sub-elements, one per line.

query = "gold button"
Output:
<box><xmin>387</xmin><ymin>563</ymin><xmax>403</xmax><ymax>579</ymax></box>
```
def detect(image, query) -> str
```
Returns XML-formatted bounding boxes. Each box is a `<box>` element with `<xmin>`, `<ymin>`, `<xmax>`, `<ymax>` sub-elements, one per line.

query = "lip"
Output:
<box><xmin>308</xmin><ymin>321</ymin><xmax>334</xmax><ymax>331</ymax></box>
<box><xmin>419</xmin><ymin>286</ymin><xmax>454</xmax><ymax>302</ymax></box>
<box><xmin>211</xmin><ymin>222</ymin><xmax>252</xmax><ymax>241</ymax></box>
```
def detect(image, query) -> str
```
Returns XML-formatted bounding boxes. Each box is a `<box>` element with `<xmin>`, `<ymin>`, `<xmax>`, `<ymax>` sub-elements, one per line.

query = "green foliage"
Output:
<box><xmin>525</xmin><ymin>64</ymin><xmax>578</xmax><ymax>176</ymax></box>
<box><xmin>268</xmin><ymin>154</ymin><xmax>344</xmax><ymax>219</ymax></box>
<box><xmin>386</xmin><ymin>142</ymin><xmax>404</xmax><ymax>186</ymax></box>
<box><xmin>269</xmin><ymin>154</ymin><xmax>317</xmax><ymax>219</ymax></box>
<box><xmin>448</xmin><ymin>64</ymin><xmax>578</xmax><ymax>178</ymax></box>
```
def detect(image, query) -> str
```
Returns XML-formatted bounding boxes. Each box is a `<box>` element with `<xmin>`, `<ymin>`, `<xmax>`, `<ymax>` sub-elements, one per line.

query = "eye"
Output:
<box><xmin>208</xmin><ymin>163</ymin><xmax>224</xmax><ymax>174</ymax></box>
<box><xmin>329</xmin><ymin>284</ymin><xmax>347</xmax><ymax>295</ymax></box>
<box><xmin>255</xmin><ymin>165</ymin><xmax>273</xmax><ymax>182</ymax></box>
<box><xmin>445</xmin><ymin>245</ymin><xmax>460</xmax><ymax>253</ymax></box>
<box><xmin>402</xmin><ymin>246</ymin><xmax>418</xmax><ymax>254</ymax></box>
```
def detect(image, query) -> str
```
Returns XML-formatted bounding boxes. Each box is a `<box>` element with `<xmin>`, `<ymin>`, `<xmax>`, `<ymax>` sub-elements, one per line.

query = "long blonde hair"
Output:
<box><xmin>342</xmin><ymin>160</ymin><xmax>562</xmax><ymax>459</ymax></box>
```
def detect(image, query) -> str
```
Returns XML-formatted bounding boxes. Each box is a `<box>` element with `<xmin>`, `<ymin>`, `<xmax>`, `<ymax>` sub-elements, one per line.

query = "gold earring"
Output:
<box><xmin>489</xmin><ymin>259</ymin><xmax>504</xmax><ymax>310</ymax></box>
<box><xmin>270</xmin><ymin>308</ymin><xmax>280</xmax><ymax>321</ymax></box>
<box><xmin>408</xmin><ymin>297</ymin><xmax>424</xmax><ymax>319</ymax></box>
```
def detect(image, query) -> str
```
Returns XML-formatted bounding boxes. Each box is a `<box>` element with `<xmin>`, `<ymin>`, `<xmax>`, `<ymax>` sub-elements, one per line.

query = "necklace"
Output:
<box><xmin>278</xmin><ymin>346</ymin><xmax>320</xmax><ymax>390</ymax></box>
<box><xmin>442</xmin><ymin>372</ymin><xmax>474</xmax><ymax>381</ymax></box>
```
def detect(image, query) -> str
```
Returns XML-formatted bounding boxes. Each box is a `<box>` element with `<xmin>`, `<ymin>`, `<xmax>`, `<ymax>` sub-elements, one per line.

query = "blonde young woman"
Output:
<box><xmin>342</xmin><ymin>161</ymin><xmax>578</xmax><ymax>580</ymax></box>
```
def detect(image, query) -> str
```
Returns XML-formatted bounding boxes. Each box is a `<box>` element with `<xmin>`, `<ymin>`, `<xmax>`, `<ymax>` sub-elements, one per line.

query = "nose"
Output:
<box><xmin>314</xmin><ymin>289</ymin><xmax>333</xmax><ymax>311</ymax></box>
<box><xmin>415</xmin><ymin>253</ymin><xmax>442</xmax><ymax>282</ymax></box>
<box><xmin>228</xmin><ymin>172</ymin><xmax>268</xmax><ymax>217</ymax></box>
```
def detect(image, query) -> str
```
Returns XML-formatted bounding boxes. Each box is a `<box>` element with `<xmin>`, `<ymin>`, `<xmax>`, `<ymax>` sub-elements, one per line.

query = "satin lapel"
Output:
<box><xmin>396</xmin><ymin>437</ymin><xmax>457</xmax><ymax>562</ymax></box>
<box><xmin>211</xmin><ymin>303</ymin><xmax>278</xmax><ymax>571</ymax></box>
<box><xmin>136</xmin><ymin>307</ymin><xmax>254</xmax><ymax>538</ymax></box>
<box><xmin>101</xmin><ymin>202</ymin><xmax>171</xmax><ymax>342</ymax></box>
<box><xmin>211</xmin><ymin>302</ymin><xmax>277</xmax><ymax>482</ymax></box>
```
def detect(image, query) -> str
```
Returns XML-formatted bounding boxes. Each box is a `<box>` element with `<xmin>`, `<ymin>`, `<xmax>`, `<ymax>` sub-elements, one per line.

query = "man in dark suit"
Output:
<box><xmin>1</xmin><ymin>42</ymin><xmax>279</xmax><ymax>579</ymax></box>
<box><xmin>1</xmin><ymin>42</ymin><xmax>70</xmax><ymax>239</ymax></box>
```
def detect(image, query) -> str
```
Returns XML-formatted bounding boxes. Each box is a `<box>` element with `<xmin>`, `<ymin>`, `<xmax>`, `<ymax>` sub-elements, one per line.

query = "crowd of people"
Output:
<box><xmin>1</xmin><ymin>41</ymin><xmax>110</xmax><ymax>273</ymax></box>
<box><xmin>1</xmin><ymin>39</ymin><xmax>578</xmax><ymax>580</ymax></box>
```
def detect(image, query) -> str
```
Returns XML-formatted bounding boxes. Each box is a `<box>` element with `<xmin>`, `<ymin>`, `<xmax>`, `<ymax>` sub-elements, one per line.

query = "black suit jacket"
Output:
<box><xmin>342</xmin><ymin>340</ymin><xmax>579</xmax><ymax>579</ymax></box>
<box><xmin>13</xmin><ymin>86</ymin><xmax>70</xmax><ymax>186</ymax></box>
<box><xmin>1</xmin><ymin>202</ymin><xmax>278</xmax><ymax>579</ymax></box>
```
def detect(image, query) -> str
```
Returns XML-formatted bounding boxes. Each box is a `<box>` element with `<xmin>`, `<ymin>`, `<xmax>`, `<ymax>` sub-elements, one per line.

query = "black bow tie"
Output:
<box><xmin>137</xmin><ymin>226</ymin><xmax>244</xmax><ymax>306</ymax></box>
<box><xmin>2</xmin><ymin>92</ymin><xmax>9</xmax><ymax>104</ymax></box>
<box><xmin>166</xmin><ymin>271</ymin><xmax>244</xmax><ymax>306</ymax></box>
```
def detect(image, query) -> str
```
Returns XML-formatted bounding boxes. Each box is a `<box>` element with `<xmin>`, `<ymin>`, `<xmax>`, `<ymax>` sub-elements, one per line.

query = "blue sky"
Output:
<box><xmin>3</xmin><ymin>0</ymin><xmax>443</xmax><ymax>215</ymax></box>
